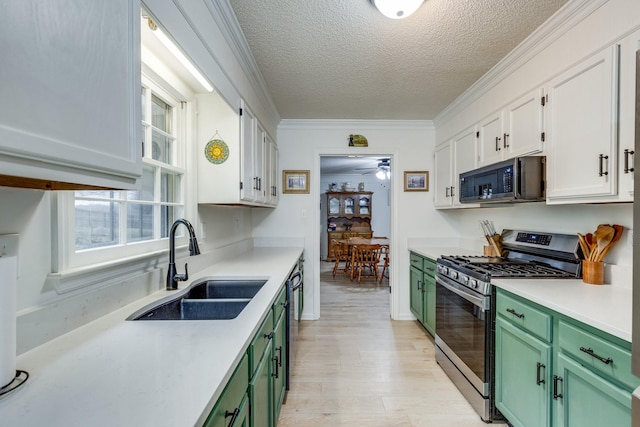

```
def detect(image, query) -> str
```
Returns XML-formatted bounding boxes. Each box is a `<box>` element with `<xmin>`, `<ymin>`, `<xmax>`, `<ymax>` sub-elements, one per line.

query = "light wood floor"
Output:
<box><xmin>277</xmin><ymin>262</ymin><xmax>489</xmax><ymax>426</ymax></box>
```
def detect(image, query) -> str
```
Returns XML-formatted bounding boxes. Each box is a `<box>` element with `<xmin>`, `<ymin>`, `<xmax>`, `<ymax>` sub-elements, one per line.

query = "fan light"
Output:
<box><xmin>371</xmin><ymin>0</ymin><xmax>424</xmax><ymax>19</ymax></box>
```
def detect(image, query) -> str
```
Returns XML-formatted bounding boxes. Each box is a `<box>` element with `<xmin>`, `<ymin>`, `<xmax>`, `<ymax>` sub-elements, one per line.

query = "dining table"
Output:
<box><xmin>337</xmin><ymin>237</ymin><xmax>390</xmax><ymax>281</ymax></box>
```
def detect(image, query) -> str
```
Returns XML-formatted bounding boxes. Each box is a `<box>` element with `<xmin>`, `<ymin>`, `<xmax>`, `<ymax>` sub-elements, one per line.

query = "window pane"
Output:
<box><xmin>161</xmin><ymin>205</ymin><xmax>183</xmax><ymax>238</ymax></box>
<box><xmin>76</xmin><ymin>190</ymin><xmax>120</xmax><ymax>200</ymax></box>
<box><xmin>151</xmin><ymin>130</ymin><xmax>173</xmax><ymax>163</ymax></box>
<box><xmin>141</xmin><ymin>87</ymin><xmax>146</xmax><ymax>122</ymax></box>
<box><xmin>127</xmin><ymin>167</ymin><xmax>155</xmax><ymax>201</ymax></box>
<box><xmin>75</xmin><ymin>201</ymin><xmax>120</xmax><ymax>250</ymax></box>
<box><xmin>151</xmin><ymin>94</ymin><xmax>171</xmax><ymax>133</ymax></box>
<box><xmin>127</xmin><ymin>204</ymin><xmax>154</xmax><ymax>243</ymax></box>
<box><xmin>161</xmin><ymin>172</ymin><xmax>180</xmax><ymax>203</ymax></box>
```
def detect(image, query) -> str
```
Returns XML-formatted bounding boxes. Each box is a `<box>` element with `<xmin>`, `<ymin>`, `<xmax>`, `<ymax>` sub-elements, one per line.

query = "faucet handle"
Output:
<box><xmin>175</xmin><ymin>263</ymin><xmax>189</xmax><ymax>282</ymax></box>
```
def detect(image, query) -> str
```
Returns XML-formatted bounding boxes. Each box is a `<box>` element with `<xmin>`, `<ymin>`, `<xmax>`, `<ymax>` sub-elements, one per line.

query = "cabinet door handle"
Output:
<box><xmin>503</xmin><ymin>133</ymin><xmax>509</xmax><ymax>149</ymax></box>
<box><xmin>445</xmin><ymin>187</ymin><xmax>450</xmax><ymax>197</ymax></box>
<box><xmin>417</xmin><ymin>280</ymin><xmax>423</xmax><ymax>291</ymax></box>
<box><xmin>264</xmin><ymin>332</ymin><xmax>274</xmax><ymax>340</ymax></box>
<box><xmin>450</xmin><ymin>186</ymin><xmax>455</xmax><ymax>197</ymax></box>
<box><xmin>624</xmin><ymin>149</ymin><xmax>635</xmax><ymax>173</ymax></box>
<box><xmin>579</xmin><ymin>346</ymin><xmax>613</xmax><ymax>365</ymax></box>
<box><xmin>495</xmin><ymin>136</ymin><xmax>501</xmax><ymax>151</ymax></box>
<box><xmin>272</xmin><ymin>354</ymin><xmax>280</xmax><ymax>378</ymax></box>
<box><xmin>553</xmin><ymin>375</ymin><xmax>563</xmax><ymax>400</ymax></box>
<box><xmin>506</xmin><ymin>308</ymin><xmax>525</xmax><ymax>319</ymax></box>
<box><xmin>598</xmin><ymin>154</ymin><xmax>609</xmax><ymax>177</ymax></box>
<box><xmin>536</xmin><ymin>362</ymin><xmax>545</xmax><ymax>385</ymax></box>
<box><xmin>277</xmin><ymin>345</ymin><xmax>283</xmax><ymax>367</ymax></box>
<box><xmin>225</xmin><ymin>408</ymin><xmax>241</xmax><ymax>426</ymax></box>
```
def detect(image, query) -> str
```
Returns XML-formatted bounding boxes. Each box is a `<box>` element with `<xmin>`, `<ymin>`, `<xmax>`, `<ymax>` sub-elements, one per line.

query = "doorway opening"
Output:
<box><xmin>318</xmin><ymin>154</ymin><xmax>393</xmax><ymax>314</ymax></box>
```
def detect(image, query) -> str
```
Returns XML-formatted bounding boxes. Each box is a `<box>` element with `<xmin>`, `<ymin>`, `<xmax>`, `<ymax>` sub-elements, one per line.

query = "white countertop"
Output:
<box><xmin>409</xmin><ymin>245</ymin><xmax>632</xmax><ymax>343</ymax></box>
<box><xmin>0</xmin><ymin>247</ymin><xmax>303</xmax><ymax>427</ymax></box>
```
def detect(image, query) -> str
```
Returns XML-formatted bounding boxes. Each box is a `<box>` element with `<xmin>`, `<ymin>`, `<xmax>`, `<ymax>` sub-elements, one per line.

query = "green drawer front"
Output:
<box><xmin>204</xmin><ymin>354</ymin><xmax>249</xmax><ymax>427</ymax></box>
<box><xmin>249</xmin><ymin>309</ymin><xmax>274</xmax><ymax>375</ymax></box>
<box><xmin>423</xmin><ymin>257</ymin><xmax>436</xmax><ymax>277</ymax></box>
<box><xmin>409</xmin><ymin>252</ymin><xmax>424</xmax><ymax>271</ymax></box>
<box><xmin>272</xmin><ymin>285</ymin><xmax>287</xmax><ymax>327</ymax></box>
<box><xmin>559</xmin><ymin>320</ymin><xmax>639</xmax><ymax>390</ymax></box>
<box><xmin>496</xmin><ymin>291</ymin><xmax>552</xmax><ymax>342</ymax></box>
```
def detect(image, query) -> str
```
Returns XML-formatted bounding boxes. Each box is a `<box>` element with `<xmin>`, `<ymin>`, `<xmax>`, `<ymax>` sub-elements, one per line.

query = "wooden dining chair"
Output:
<box><xmin>331</xmin><ymin>239</ymin><xmax>351</xmax><ymax>278</ymax></box>
<box><xmin>351</xmin><ymin>244</ymin><xmax>382</xmax><ymax>284</ymax></box>
<box><xmin>379</xmin><ymin>245</ymin><xmax>390</xmax><ymax>284</ymax></box>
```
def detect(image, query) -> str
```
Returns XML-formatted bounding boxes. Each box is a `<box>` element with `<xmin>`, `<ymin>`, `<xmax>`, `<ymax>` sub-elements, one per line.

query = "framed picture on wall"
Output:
<box><xmin>283</xmin><ymin>170</ymin><xmax>310</xmax><ymax>194</ymax></box>
<box><xmin>404</xmin><ymin>171</ymin><xmax>429</xmax><ymax>192</ymax></box>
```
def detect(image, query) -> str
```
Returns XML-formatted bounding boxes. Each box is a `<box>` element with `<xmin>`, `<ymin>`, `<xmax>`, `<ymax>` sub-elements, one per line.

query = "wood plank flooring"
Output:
<box><xmin>278</xmin><ymin>263</ymin><xmax>489</xmax><ymax>426</ymax></box>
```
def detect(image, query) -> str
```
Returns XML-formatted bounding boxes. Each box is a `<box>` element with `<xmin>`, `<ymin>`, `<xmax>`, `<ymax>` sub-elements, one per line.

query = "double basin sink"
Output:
<box><xmin>127</xmin><ymin>279</ymin><xmax>267</xmax><ymax>321</ymax></box>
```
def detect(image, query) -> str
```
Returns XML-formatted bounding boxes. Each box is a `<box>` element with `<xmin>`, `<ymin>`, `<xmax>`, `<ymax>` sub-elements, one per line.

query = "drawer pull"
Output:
<box><xmin>536</xmin><ymin>362</ymin><xmax>545</xmax><ymax>385</ymax></box>
<box><xmin>264</xmin><ymin>332</ymin><xmax>274</xmax><ymax>340</ymax></box>
<box><xmin>579</xmin><ymin>346</ymin><xmax>613</xmax><ymax>365</ymax></box>
<box><xmin>225</xmin><ymin>408</ymin><xmax>240</xmax><ymax>426</ymax></box>
<box><xmin>553</xmin><ymin>375</ymin><xmax>563</xmax><ymax>400</ymax></box>
<box><xmin>506</xmin><ymin>308</ymin><xmax>525</xmax><ymax>319</ymax></box>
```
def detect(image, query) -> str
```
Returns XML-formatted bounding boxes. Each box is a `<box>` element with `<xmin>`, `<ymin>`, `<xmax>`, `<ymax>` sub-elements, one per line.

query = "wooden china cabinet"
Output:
<box><xmin>326</xmin><ymin>191</ymin><xmax>373</xmax><ymax>261</ymax></box>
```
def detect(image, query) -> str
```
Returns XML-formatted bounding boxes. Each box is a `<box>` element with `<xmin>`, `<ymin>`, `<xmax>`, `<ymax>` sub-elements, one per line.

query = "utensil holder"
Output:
<box><xmin>582</xmin><ymin>260</ymin><xmax>604</xmax><ymax>285</ymax></box>
<box><xmin>483</xmin><ymin>245</ymin><xmax>499</xmax><ymax>257</ymax></box>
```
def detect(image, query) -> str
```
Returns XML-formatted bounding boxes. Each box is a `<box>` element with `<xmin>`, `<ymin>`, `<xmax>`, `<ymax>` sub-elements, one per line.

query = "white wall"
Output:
<box><xmin>252</xmin><ymin>120</ymin><xmax>455</xmax><ymax>321</ymax></box>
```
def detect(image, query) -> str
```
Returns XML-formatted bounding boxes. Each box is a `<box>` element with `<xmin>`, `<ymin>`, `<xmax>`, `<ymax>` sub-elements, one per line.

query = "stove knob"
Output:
<box><xmin>462</xmin><ymin>276</ymin><xmax>469</xmax><ymax>285</ymax></box>
<box><xmin>451</xmin><ymin>271</ymin><xmax>458</xmax><ymax>280</ymax></box>
<box><xmin>439</xmin><ymin>266</ymin><xmax>448</xmax><ymax>275</ymax></box>
<box><xmin>469</xmin><ymin>279</ymin><xmax>477</xmax><ymax>289</ymax></box>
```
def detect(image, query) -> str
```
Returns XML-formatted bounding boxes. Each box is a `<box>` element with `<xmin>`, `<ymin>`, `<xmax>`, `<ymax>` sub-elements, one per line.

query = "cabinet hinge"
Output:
<box><xmin>476</xmin><ymin>131</ymin><xmax>480</xmax><ymax>138</ymax></box>
<box><xmin>541</xmin><ymin>132</ymin><xmax>545</xmax><ymax>142</ymax></box>
<box><xmin>180</xmin><ymin>101</ymin><xmax>186</xmax><ymax>109</ymax></box>
<box><xmin>541</xmin><ymin>95</ymin><xmax>548</xmax><ymax>106</ymax></box>
<box><xmin>240</xmin><ymin>181</ymin><xmax>243</xmax><ymax>190</ymax></box>
<box><xmin>141</xmin><ymin>141</ymin><xmax>145</xmax><ymax>157</ymax></box>
<box><xmin>239</xmin><ymin>108</ymin><xmax>243</xmax><ymax>116</ymax></box>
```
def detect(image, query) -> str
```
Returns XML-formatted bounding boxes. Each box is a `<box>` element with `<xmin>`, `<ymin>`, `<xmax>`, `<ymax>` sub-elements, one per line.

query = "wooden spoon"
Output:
<box><xmin>590</xmin><ymin>225</ymin><xmax>615</xmax><ymax>262</ymax></box>
<box><xmin>577</xmin><ymin>233</ymin><xmax>590</xmax><ymax>260</ymax></box>
<box><xmin>597</xmin><ymin>224</ymin><xmax>624</xmax><ymax>261</ymax></box>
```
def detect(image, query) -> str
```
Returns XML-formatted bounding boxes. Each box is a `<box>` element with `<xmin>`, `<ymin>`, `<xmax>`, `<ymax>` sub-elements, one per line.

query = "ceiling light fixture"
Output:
<box><xmin>146</xmin><ymin>17</ymin><xmax>214</xmax><ymax>92</ymax></box>
<box><xmin>376</xmin><ymin>160</ymin><xmax>391</xmax><ymax>180</ymax></box>
<box><xmin>370</xmin><ymin>0</ymin><xmax>424</xmax><ymax>19</ymax></box>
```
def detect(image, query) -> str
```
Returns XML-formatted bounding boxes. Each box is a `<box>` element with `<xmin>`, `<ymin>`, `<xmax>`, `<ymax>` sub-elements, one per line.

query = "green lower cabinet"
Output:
<box><xmin>554</xmin><ymin>353</ymin><xmax>631</xmax><ymax>427</ymax></box>
<box><xmin>204</xmin><ymin>354</ymin><xmax>249</xmax><ymax>427</ymax></box>
<box><xmin>250</xmin><ymin>339</ymin><xmax>273</xmax><ymax>427</ymax></box>
<box><xmin>272</xmin><ymin>312</ymin><xmax>287</xmax><ymax>424</ymax></box>
<box><xmin>409</xmin><ymin>265</ymin><xmax>424</xmax><ymax>322</ymax></box>
<box><xmin>495</xmin><ymin>317</ymin><xmax>551</xmax><ymax>427</ymax></box>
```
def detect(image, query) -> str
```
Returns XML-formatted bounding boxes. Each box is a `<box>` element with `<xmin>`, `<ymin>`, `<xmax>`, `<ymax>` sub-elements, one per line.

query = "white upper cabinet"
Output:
<box><xmin>504</xmin><ymin>88</ymin><xmax>545</xmax><ymax>158</ymax></box>
<box><xmin>434</xmin><ymin>126</ymin><xmax>479</xmax><ymax>209</ymax></box>
<box><xmin>0</xmin><ymin>0</ymin><xmax>142</xmax><ymax>189</ymax></box>
<box><xmin>545</xmin><ymin>46</ymin><xmax>618</xmax><ymax>202</ymax></box>
<box><xmin>477</xmin><ymin>88</ymin><xmax>544</xmax><ymax>167</ymax></box>
<box><xmin>197</xmin><ymin>94</ymin><xmax>277</xmax><ymax>207</ymax></box>
<box><xmin>477</xmin><ymin>112</ymin><xmax>504</xmax><ymax>166</ymax></box>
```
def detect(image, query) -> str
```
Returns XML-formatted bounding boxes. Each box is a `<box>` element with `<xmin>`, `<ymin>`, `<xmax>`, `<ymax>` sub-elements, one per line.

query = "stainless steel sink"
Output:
<box><xmin>127</xmin><ymin>279</ymin><xmax>267</xmax><ymax>321</ymax></box>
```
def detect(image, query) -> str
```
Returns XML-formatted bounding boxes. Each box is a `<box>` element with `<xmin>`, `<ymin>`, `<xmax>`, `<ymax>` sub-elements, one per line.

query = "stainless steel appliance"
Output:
<box><xmin>435</xmin><ymin>229</ymin><xmax>581</xmax><ymax>422</ymax></box>
<box><xmin>285</xmin><ymin>256</ymin><xmax>303</xmax><ymax>397</ymax></box>
<box><xmin>459</xmin><ymin>156</ymin><xmax>546</xmax><ymax>204</ymax></box>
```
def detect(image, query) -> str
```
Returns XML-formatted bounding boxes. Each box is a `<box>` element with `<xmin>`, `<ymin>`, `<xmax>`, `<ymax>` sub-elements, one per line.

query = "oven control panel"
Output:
<box><xmin>516</xmin><ymin>232</ymin><xmax>552</xmax><ymax>246</ymax></box>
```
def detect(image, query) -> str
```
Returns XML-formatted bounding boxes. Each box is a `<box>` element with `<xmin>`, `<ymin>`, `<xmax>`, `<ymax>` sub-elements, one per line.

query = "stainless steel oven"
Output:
<box><xmin>435</xmin><ymin>264</ymin><xmax>497</xmax><ymax>422</ymax></box>
<box><xmin>435</xmin><ymin>229</ymin><xmax>581</xmax><ymax>423</ymax></box>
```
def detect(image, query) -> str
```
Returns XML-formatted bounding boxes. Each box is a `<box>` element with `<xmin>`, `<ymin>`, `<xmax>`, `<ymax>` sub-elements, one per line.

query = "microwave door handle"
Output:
<box><xmin>514</xmin><ymin>159</ymin><xmax>522</xmax><ymax>199</ymax></box>
<box><xmin>436</xmin><ymin>276</ymin><xmax>486</xmax><ymax>310</ymax></box>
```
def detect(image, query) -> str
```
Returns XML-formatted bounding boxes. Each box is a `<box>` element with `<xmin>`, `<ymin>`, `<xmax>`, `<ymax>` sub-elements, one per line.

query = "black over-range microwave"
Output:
<box><xmin>459</xmin><ymin>156</ymin><xmax>546</xmax><ymax>203</ymax></box>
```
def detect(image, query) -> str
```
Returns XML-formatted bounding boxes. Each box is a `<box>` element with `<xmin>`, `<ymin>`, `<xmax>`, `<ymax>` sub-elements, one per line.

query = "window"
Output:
<box><xmin>59</xmin><ymin>77</ymin><xmax>187</xmax><ymax>271</ymax></box>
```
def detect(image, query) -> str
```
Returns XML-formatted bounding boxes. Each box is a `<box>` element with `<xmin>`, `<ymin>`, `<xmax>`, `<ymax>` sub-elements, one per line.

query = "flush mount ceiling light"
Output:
<box><xmin>370</xmin><ymin>0</ymin><xmax>424</xmax><ymax>19</ymax></box>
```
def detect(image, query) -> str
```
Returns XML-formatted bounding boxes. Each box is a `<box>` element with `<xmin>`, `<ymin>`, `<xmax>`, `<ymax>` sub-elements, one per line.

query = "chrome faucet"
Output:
<box><xmin>166</xmin><ymin>218</ymin><xmax>201</xmax><ymax>290</ymax></box>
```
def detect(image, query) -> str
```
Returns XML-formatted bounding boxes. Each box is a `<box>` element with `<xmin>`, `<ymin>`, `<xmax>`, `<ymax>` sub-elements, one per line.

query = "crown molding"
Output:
<box><xmin>201</xmin><ymin>0</ymin><xmax>281</xmax><ymax>125</ymax></box>
<box><xmin>279</xmin><ymin>119</ymin><xmax>435</xmax><ymax>131</ymax></box>
<box><xmin>434</xmin><ymin>0</ymin><xmax>608</xmax><ymax>127</ymax></box>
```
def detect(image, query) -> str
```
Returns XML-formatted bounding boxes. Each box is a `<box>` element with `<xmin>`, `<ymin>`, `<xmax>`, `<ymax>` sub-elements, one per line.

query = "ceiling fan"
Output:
<box><xmin>355</xmin><ymin>158</ymin><xmax>391</xmax><ymax>178</ymax></box>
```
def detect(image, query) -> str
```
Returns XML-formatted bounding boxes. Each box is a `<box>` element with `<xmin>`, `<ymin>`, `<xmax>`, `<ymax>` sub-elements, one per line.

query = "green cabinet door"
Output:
<box><xmin>250</xmin><ymin>340</ymin><xmax>273</xmax><ymax>427</ymax></box>
<box><xmin>495</xmin><ymin>317</ymin><xmax>552</xmax><ymax>427</ymax></box>
<box><xmin>272</xmin><ymin>312</ymin><xmax>287</xmax><ymax>425</ymax></box>
<box><xmin>423</xmin><ymin>274</ymin><xmax>436</xmax><ymax>336</ymax></box>
<box><xmin>409</xmin><ymin>265</ymin><xmax>424</xmax><ymax>323</ymax></box>
<box><xmin>554</xmin><ymin>353</ymin><xmax>632</xmax><ymax>427</ymax></box>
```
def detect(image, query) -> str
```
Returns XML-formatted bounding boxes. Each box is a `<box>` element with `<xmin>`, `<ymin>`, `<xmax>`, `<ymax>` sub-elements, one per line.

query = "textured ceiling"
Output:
<box><xmin>228</xmin><ymin>0</ymin><xmax>569</xmax><ymax>120</ymax></box>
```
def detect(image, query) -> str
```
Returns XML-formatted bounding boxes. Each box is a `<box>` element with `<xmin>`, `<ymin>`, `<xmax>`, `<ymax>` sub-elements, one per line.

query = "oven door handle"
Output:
<box><xmin>436</xmin><ymin>275</ymin><xmax>487</xmax><ymax>310</ymax></box>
